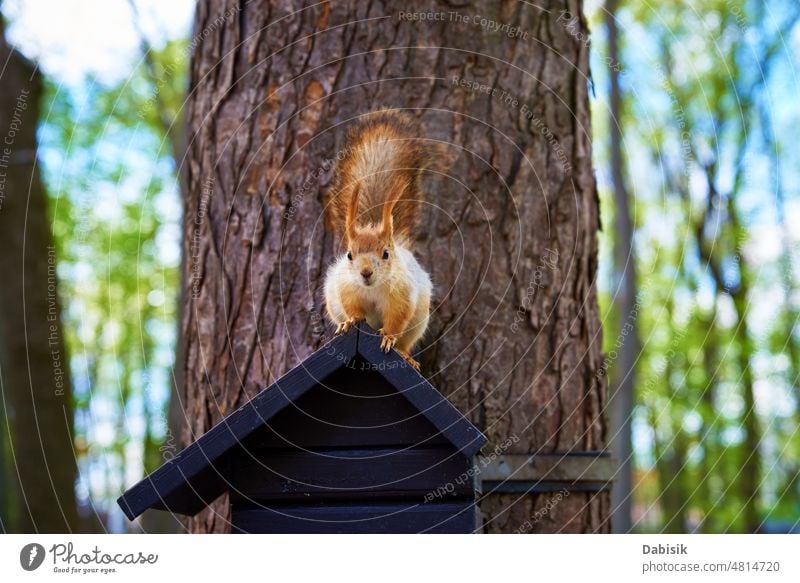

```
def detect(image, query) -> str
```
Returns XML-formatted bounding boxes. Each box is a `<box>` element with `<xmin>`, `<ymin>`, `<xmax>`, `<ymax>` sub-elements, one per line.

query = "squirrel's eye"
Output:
<box><xmin>382</xmin><ymin>249</ymin><xmax>389</xmax><ymax>260</ymax></box>
<box><xmin>347</xmin><ymin>251</ymin><xmax>353</xmax><ymax>261</ymax></box>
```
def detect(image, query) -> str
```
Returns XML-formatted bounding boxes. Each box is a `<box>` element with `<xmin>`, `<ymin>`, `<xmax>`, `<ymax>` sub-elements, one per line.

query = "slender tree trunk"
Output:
<box><xmin>659</xmin><ymin>442</ymin><xmax>688</xmax><ymax>533</ymax></box>
<box><xmin>182</xmin><ymin>0</ymin><xmax>607</xmax><ymax>533</ymax></box>
<box><xmin>731</xmin><ymin>285</ymin><xmax>761</xmax><ymax>533</ymax></box>
<box><xmin>604</xmin><ymin>0</ymin><xmax>637</xmax><ymax>533</ymax></box>
<box><xmin>0</xmin><ymin>18</ymin><xmax>80</xmax><ymax>532</ymax></box>
<box><xmin>697</xmin><ymin>300</ymin><xmax>720</xmax><ymax>533</ymax></box>
<box><xmin>649</xmin><ymin>294</ymin><xmax>687</xmax><ymax>533</ymax></box>
<box><xmin>0</xmin><ymin>363</ymin><xmax>7</xmax><ymax>532</ymax></box>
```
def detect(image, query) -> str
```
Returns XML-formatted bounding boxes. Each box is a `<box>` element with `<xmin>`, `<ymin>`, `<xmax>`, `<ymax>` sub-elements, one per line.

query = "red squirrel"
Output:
<box><xmin>324</xmin><ymin>111</ymin><xmax>434</xmax><ymax>370</ymax></box>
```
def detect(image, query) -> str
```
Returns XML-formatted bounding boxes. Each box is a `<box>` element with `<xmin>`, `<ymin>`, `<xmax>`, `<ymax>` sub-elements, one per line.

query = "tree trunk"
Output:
<box><xmin>731</xmin><ymin>282</ymin><xmax>761</xmax><ymax>533</ymax></box>
<box><xmin>604</xmin><ymin>0</ymin><xmax>637</xmax><ymax>533</ymax></box>
<box><xmin>0</xmin><ymin>17</ymin><xmax>80</xmax><ymax>532</ymax></box>
<box><xmin>182</xmin><ymin>0</ymin><xmax>607</xmax><ymax>533</ymax></box>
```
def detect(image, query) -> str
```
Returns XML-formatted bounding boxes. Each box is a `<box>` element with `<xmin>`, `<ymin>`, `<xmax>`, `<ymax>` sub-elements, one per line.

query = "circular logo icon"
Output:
<box><xmin>19</xmin><ymin>543</ymin><xmax>46</xmax><ymax>571</ymax></box>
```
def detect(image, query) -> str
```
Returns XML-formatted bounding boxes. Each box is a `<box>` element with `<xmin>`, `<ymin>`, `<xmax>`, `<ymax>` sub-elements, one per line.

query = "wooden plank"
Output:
<box><xmin>118</xmin><ymin>323</ymin><xmax>489</xmax><ymax>521</ymax></box>
<box><xmin>477</xmin><ymin>453</ymin><xmax>616</xmax><ymax>494</ymax></box>
<box><xmin>244</xmin><ymin>363</ymin><xmax>448</xmax><ymax>449</ymax></box>
<box><xmin>145</xmin><ymin>458</ymin><xmax>231</xmax><ymax>515</ymax></box>
<box><xmin>229</xmin><ymin>446</ymin><xmax>472</xmax><ymax>501</ymax></box>
<box><xmin>231</xmin><ymin>501</ymin><xmax>477</xmax><ymax>533</ymax></box>
<box><xmin>117</xmin><ymin>330</ymin><xmax>357</xmax><ymax>520</ymax></box>
<box><xmin>481</xmin><ymin>481</ymin><xmax>611</xmax><ymax>494</ymax></box>
<box><xmin>355</xmin><ymin>323</ymin><xmax>487</xmax><ymax>457</ymax></box>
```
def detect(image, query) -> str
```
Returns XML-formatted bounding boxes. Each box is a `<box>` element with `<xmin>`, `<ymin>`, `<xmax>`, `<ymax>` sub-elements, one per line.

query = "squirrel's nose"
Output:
<box><xmin>360</xmin><ymin>268</ymin><xmax>373</xmax><ymax>280</ymax></box>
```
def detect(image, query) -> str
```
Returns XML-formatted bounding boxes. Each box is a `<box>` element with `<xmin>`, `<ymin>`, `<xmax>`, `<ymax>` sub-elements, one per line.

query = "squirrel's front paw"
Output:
<box><xmin>335</xmin><ymin>317</ymin><xmax>362</xmax><ymax>335</ymax></box>
<box><xmin>377</xmin><ymin>329</ymin><xmax>398</xmax><ymax>352</ymax></box>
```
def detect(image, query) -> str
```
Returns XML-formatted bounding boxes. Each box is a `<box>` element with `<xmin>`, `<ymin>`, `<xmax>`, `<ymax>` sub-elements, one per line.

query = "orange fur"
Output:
<box><xmin>327</xmin><ymin>110</ymin><xmax>434</xmax><ymax>242</ymax></box>
<box><xmin>339</xmin><ymin>283</ymin><xmax>366</xmax><ymax>321</ymax></box>
<box><xmin>324</xmin><ymin>110</ymin><xmax>437</xmax><ymax>369</ymax></box>
<box><xmin>380</xmin><ymin>279</ymin><xmax>413</xmax><ymax>338</ymax></box>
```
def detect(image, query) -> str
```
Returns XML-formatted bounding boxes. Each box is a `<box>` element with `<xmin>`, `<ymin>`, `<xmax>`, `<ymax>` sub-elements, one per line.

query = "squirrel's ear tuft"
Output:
<box><xmin>345</xmin><ymin>183</ymin><xmax>360</xmax><ymax>243</ymax></box>
<box><xmin>380</xmin><ymin>178</ymin><xmax>408</xmax><ymax>240</ymax></box>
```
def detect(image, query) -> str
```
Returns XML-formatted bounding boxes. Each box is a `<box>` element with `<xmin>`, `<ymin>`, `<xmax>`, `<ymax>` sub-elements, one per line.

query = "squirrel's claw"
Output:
<box><xmin>378</xmin><ymin>329</ymin><xmax>398</xmax><ymax>353</ymax></box>
<box><xmin>335</xmin><ymin>317</ymin><xmax>361</xmax><ymax>335</ymax></box>
<box><xmin>396</xmin><ymin>349</ymin><xmax>421</xmax><ymax>371</ymax></box>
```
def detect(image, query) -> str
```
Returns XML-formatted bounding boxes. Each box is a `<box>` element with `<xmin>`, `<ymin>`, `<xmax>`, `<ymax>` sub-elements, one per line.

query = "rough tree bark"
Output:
<box><xmin>0</xmin><ymin>14</ymin><xmax>80</xmax><ymax>532</ymax></box>
<box><xmin>181</xmin><ymin>0</ymin><xmax>607</xmax><ymax>533</ymax></box>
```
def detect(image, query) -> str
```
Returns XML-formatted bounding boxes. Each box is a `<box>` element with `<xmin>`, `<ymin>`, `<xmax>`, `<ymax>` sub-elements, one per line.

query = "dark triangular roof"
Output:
<box><xmin>117</xmin><ymin>323</ymin><xmax>486</xmax><ymax>521</ymax></box>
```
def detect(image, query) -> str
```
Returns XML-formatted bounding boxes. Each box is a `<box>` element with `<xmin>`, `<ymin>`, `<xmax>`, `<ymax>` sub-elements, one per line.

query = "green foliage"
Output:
<box><xmin>17</xmin><ymin>0</ymin><xmax>799</xmax><ymax>534</ymax></box>
<box><xmin>593</xmin><ymin>0</ymin><xmax>800</xmax><ymax>532</ymax></box>
<box><xmin>40</xmin><ymin>40</ymin><xmax>186</xmax><ymax>524</ymax></box>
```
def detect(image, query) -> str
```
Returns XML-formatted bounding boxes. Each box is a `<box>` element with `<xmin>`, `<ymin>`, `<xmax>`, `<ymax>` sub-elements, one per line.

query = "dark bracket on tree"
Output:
<box><xmin>478</xmin><ymin>452</ymin><xmax>616</xmax><ymax>494</ymax></box>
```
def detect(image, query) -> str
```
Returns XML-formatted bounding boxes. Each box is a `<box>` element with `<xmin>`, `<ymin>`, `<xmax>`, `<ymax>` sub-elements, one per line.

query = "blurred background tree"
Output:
<box><xmin>0</xmin><ymin>3</ymin><xmax>80</xmax><ymax>532</ymax></box>
<box><xmin>0</xmin><ymin>0</ymin><xmax>798</xmax><ymax>533</ymax></box>
<box><xmin>41</xmin><ymin>37</ymin><xmax>186</xmax><ymax>531</ymax></box>
<box><xmin>592</xmin><ymin>0</ymin><xmax>800</xmax><ymax>532</ymax></box>
<box><xmin>0</xmin><ymin>0</ymin><xmax>187</xmax><ymax>532</ymax></box>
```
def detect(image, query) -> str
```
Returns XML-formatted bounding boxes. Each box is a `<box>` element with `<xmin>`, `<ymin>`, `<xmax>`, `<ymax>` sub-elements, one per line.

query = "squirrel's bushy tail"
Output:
<box><xmin>327</xmin><ymin>110</ymin><xmax>436</xmax><ymax>241</ymax></box>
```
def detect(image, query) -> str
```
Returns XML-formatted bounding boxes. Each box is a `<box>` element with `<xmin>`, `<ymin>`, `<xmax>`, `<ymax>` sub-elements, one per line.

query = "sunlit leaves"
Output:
<box><xmin>40</xmin><ymin>41</ymin><xmax>185</xmax><ymax>526</ymax></box>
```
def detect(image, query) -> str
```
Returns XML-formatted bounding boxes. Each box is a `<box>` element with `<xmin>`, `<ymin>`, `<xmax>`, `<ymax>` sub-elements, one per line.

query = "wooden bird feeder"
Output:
<box><xmin>118</xmin><ymin>323</ymin><xmax>487</xmax><ymax>533</ymax></box>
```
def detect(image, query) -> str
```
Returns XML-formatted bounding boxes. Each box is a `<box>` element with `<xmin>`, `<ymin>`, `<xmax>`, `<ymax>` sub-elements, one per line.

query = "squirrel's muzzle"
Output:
<box><xmin>360</xmin><ymin>268</ymin><xmax>373</xmax><ymax>283</ymax></box>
